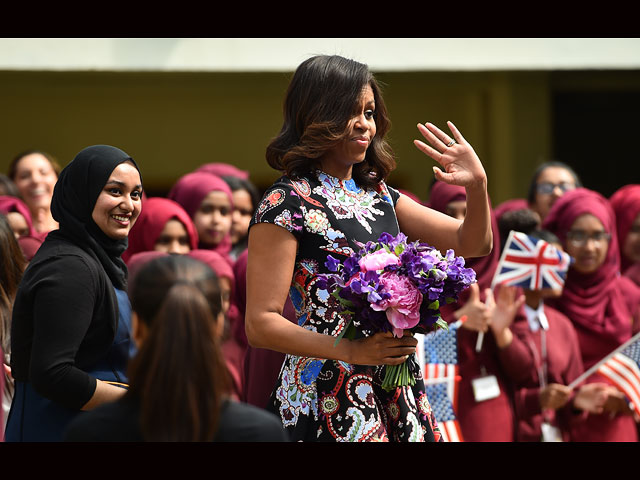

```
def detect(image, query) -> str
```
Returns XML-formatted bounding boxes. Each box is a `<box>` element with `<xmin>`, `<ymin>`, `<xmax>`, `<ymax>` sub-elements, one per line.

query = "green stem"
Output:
<box><xmin>382</xmin><ymin>359</ymin><xmax>414</xmax><ymax>392</ymax></box>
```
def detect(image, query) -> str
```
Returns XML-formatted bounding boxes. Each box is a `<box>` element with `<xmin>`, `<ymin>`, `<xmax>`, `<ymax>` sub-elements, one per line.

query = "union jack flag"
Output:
<box><xmin>419</xmin><ymin>320</ymin><xmax>464</xmax><ymax>442</ymax></box>
<box><xmin>596</xmin><ymin>332</ymin><xmax>640</xmax><ymax>418</ymax></box>
<box><xmin>491</xmin><ymin>230</ymin><xmax>572</xmax><ymax>291</ymax></box>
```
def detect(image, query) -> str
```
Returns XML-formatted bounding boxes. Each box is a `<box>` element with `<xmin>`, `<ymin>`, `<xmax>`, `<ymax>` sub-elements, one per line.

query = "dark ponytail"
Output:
<box><xmin>126</xmin><ymin>255</ymin><xmax>229</xmax><ymax>441</ymax></box>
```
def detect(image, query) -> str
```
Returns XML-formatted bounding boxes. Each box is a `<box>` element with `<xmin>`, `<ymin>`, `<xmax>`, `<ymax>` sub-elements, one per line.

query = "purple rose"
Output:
<box><xmin>370</xmin><ymin>272</ymin><xmax>423</xmax><ymax>337</ymax></box>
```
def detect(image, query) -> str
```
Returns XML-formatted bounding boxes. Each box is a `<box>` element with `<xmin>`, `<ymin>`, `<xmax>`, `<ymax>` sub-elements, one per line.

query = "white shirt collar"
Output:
<box><xmin>524</xmin><ymin>302</ymin><xmax>549</xmax><ymax>332</ymax></box>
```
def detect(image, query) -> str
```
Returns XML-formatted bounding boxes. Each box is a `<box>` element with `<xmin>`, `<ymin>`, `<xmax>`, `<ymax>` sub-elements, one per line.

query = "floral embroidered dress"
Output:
<box><xmin>250</xmin><ymin>170</ymin><xmax>441</xmax><ymax>442</ymax></box>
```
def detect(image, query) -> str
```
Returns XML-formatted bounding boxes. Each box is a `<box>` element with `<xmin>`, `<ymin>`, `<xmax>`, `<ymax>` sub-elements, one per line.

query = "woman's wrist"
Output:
<box><xmin>464</xmin><ymin>175</ymin><xmax>488</xmax><ymax>194</ymax></box>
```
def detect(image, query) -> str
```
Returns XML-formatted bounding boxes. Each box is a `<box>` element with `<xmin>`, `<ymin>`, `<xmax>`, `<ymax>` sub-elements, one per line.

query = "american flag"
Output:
<box><xmin>596</xmin><ymin>332</ymin><xmax>640</xmax><ymax>418</ymax></box>
<box><xmin>491</xmin><ymin>230</ymin><xmax>572</xmax><ymax>291</ymax></box>
<box><xmin>419</xmin><ymin>320</ymin><xmax>463</xmax><ymax>442</ymax></box>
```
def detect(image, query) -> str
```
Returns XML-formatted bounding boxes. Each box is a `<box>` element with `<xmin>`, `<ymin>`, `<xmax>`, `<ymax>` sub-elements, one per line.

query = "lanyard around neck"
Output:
<box><xmin>526</xmin><ymin>326</ymin><xmax>548</xmax><ymax>389</ymax></box>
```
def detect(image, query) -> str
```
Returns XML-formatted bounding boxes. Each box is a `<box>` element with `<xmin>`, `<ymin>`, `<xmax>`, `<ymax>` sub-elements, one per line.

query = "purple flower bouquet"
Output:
<box><xmin>317</xmin><ymin>232</ymin><xmax>476</xmax><ymax>391</ymax></box>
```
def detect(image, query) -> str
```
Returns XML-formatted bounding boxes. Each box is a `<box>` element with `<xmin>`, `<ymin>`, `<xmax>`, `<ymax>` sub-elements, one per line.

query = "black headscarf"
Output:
<box><xmin>50</xmin><ymin>145</ymin><xmax>142</xmax><ymax>290</ymax></box>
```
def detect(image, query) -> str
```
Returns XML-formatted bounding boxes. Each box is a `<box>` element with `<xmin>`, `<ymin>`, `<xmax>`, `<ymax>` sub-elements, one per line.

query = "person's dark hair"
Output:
<box><xmin>528</xmin><ymin>228</ymin><xmax>560</xmax><ymax>246</ymax></box>
<box><xmin>498</xmin><ymin>208</ymin><xmax>541</xmax><ymax>251</ymax></box>
<box><xmin>126</xmin><ymin>254</ymin><xmax>230</xmax><ymax>441</ymax></box>
<box><xmin>0</xmin><ymin>174</ymin><xmax>20</xmax><ymax>197</ymax></box>
<box><xmin>8</xmin><ymin>149</ymin><xmax>61</xmax><ymax>181</ymax></box>
<box><xmin>265</xmin><ymin>55</ymin><xmax>395</xmax><ymax>189</ymax></box>
<box><xmin>0</xmin><ymin>213</ymin><xmax>26</xmax><ymax>353</ymax></box>
<box><xmin>222</xmin><ymin>175</ymin><xmax>260</xmax><ymax>211</ymax></box>
<box><xmin>526</xmin><ymin>161</ymin><xmax>582</xmax><ymax>204</ymax></box>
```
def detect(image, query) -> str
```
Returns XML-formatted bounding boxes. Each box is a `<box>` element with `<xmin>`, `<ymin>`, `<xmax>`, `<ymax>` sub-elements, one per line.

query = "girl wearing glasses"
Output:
<box><xmin>542</xmin><ymin>187</ymin><xmax>640</xmax><ymax>441</ymax></box>
<box><xmin>527</xmin><ymin>162</ymin><xmax>582</xmax><ymax>223</ymax></box>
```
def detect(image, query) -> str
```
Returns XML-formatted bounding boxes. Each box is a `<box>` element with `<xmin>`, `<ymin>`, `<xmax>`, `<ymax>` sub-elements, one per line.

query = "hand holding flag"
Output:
<box><xmin>568</xmin><ymin>331</ymin><xmax>640</xmax><ymax>419</ymax></box>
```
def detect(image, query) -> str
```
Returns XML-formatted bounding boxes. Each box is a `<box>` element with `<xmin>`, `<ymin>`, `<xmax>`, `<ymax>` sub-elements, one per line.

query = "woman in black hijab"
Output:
<box><xmin>5</xmin><ymin>145</ymin><xmax>143</xmax><ymax>442</ymax></box>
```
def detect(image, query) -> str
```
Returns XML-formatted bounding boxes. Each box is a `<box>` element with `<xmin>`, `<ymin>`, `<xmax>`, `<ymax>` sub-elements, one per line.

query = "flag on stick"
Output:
<box><xmin>421</xmin><ymin>320</ymin><xmax>464</xmax><ymax>442</ymax></box>
<box><xmin>491</xmin><ymin>230</ymin><xmax>572</xmax><ymax>290</ymax></box>
<box><xmin>568</xmin><ymin>331</ymin><xmax>640</xmax><ymax>417</ymax></box>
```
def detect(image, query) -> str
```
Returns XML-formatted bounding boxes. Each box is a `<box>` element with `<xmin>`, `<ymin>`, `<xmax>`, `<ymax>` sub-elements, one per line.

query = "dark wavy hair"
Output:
<box><xmin>527</xmin><ymin>161</ymin><xmax>583</xmax><ymax>204</ymax></box>
<box><xmin>126</xmin><ymin>254</ymin><xmax>230</xmax><ymax>441</ymax></box>
<box><xmin>222</xmin><ymin>175</ymin><xmax>260</xmax><ymax>211</ymax></box>
<box><xmin>266</xmin><ymin>55</ymin><xmax>395</xmax><ymax>189</ymax></box>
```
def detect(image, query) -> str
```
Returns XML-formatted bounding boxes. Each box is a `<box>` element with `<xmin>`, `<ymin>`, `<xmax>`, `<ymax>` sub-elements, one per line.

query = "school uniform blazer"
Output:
<box><xmin>10</xmin><ymin>231</ymin><xmax>119</xmax><ymax>410</ymax></box>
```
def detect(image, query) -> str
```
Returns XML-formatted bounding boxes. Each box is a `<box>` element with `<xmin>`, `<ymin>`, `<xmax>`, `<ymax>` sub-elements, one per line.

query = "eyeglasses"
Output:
<box><xmin>536</xmin><ymin>182</ymin><xmax>576</xmax><ymax>195</ymax></box>
<box><xmin>566</xmin><ymin>230</ymin><xmax>611</xmax><ymax>247</ymax></box>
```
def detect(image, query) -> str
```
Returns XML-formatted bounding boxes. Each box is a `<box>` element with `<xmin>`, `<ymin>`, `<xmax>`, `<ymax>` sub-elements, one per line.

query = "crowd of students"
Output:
<box><xmin>0</xmin><ymin>145</ymin><xmax>638</xmax><ymax>442</ymax></box>
<box><xmin>424</xmin><ymin>161</ymin><xmax>640</xmax><ymax>442</ymax></box>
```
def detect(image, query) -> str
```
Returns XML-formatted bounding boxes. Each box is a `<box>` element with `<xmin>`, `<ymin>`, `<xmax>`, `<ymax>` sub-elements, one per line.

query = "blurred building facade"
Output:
<box><xmin>1</xmin><ymin>38</ymin><xmax>639</xmax><ymax>202</ymax></box>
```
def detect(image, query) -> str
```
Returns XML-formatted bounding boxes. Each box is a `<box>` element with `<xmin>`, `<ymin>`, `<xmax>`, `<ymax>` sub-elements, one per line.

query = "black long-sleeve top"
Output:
<box><xmin>10</xmin><ymin>232</ymin><xmax>118</xmax><ymax>410</ymax></box>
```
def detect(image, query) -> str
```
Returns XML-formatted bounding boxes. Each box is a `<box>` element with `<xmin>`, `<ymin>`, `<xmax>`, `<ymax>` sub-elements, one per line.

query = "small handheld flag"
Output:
<box><xmin>568</xmin><ymin>331</ymin><xmax>640</xmax><ymax>417</ymax></box>
<box><xmin>491</xmin><ymin>230</ymin><xmax>572</xmax><ymax>291</ymax></box>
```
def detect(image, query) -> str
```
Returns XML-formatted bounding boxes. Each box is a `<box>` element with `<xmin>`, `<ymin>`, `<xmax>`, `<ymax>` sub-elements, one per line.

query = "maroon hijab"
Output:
<box><xmin>188</xmin><ymin>249</ymin><xmax>235</xmax><ymax>295</ymax></box>
<box><xmin>427</xmin><ymin>181</ymin><xmax>466</xmax><ymax>215</ymax></box>
<box><xmin>0</xmin><ymin>195</ymin><xmax>39</xmax><ymax>239</ymax></box>
<box><xmin>542</xmin><ymin>188</ymin><xmax>638</xmax><ymax>350</ymax></box>
<box><xmin>493</xmin><ymin>198</ymin><xmax>529</xmax><ymax>222</ymax></box>
<box><xmin>168</xmin><ymin>172</ymin><xmax>234</xmax><ymax>257</ymax></box>
<box><xmin>187</xmin><ymin>249</ymin><xmax>243</xmax><ymax>344</ymax></box>
<box><xmin>17</xmin><ymin>235</ymin><xmax>44</xmax><ymax>261</ymax></box>
<box><xmin>195</xmin><ymin>163</ymin><xmax>250</xmax><ymax>180</ymax></box>
<box><xmin>122</xmin><ymin>197</ymin><xmax>198</xmax><ymax>264</ymax></box>
<box><xmin>428</xmin><ymin>181</ymin><xmax>500</xmax><ymax>291</ymax></box>
<box><xmin>609</xmin><ymin>184</ymin><xmax>640</xmax><ymax>273</ymax></box>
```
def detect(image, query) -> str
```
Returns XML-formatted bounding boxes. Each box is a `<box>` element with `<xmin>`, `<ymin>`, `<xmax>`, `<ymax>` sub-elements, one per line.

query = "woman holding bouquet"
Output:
<box><xmin>246</xmin><ymin>55</ymin><xmax>493</xmax><ymax>442</ymax></box>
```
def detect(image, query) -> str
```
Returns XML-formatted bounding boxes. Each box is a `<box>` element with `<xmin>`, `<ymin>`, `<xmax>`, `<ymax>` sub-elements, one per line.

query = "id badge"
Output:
<box><xmin>471</xmin><ymin>375</ymin><xmax>500</xmax><ymax>402</ymax></box>
<box><xmin>541</xmin><ymin>422</ymin><xmax>563</xmax><ymax>442</ymax></box>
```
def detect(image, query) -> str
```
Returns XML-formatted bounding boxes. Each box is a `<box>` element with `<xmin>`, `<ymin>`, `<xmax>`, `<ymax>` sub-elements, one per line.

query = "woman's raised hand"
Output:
<box><xmin>414</xmin><ymin>121</ymin><xmax>487</xmax><ymax>189</ymax></box>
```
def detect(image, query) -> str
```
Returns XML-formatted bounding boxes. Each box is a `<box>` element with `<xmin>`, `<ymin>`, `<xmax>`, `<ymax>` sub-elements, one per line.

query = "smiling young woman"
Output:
<box><xmin>8</xmin><ymin>150</ymin><xmax>61</xmax><ymax>235</ymax></box>
<box><xmin>246</xmin><ymin>54</ymin><xmax>493</xmax><ymax>443</ymax></box>
<box><xmin>91</xmin><ymin>162</ymin><xmax>142</xmax><ymax>240</ymax></box>
<box><xmin>5</xmin><ymin>145</ymin><xmax>144</xmax><ymax>442</ymax></box>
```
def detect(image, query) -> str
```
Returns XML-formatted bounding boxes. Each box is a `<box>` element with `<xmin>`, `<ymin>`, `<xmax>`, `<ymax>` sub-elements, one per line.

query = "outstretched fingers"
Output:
<box><xmin>446</xmin><ymin>121</ymin><xmax>466</xmax><ymax>145</ymax></box>
<box><xmin>417</xmin><ymin>123</ymin><xmax>449</xmax><ymax>151</ymax></box>
<box><xmin>413</xmin><ymin>137</ymin><xmax>441</xmax><ymax>162</ymax></box>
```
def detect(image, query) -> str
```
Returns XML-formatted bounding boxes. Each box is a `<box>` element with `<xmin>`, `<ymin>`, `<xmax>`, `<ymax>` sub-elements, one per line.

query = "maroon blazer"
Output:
<box><xmin>499</xmin><ymin>305</ymin><xmax>587</xmax><ymax>441</ymax></box>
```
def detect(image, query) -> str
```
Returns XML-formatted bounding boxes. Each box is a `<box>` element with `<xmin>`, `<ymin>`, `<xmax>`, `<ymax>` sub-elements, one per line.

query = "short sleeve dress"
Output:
<box><xmin>250</xmin><ymin>170</ymin><xmax>441</xmax><ymax>442</ymax></box>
